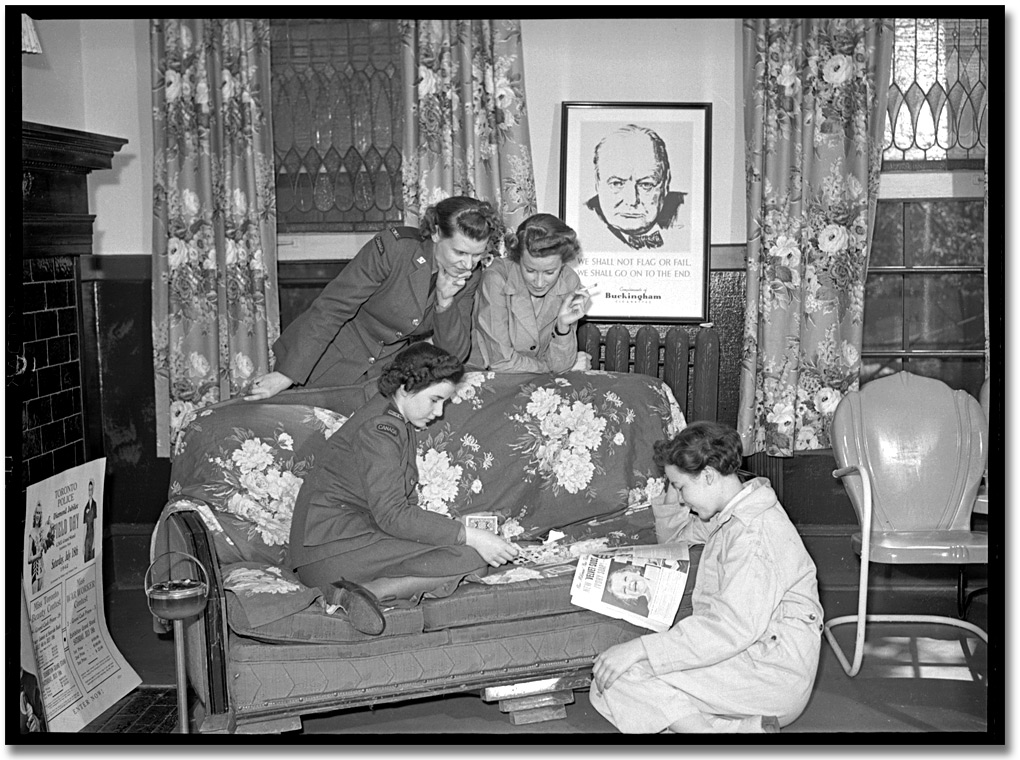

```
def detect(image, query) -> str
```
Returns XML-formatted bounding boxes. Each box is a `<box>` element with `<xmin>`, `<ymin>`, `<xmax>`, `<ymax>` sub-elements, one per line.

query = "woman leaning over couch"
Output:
<box><xmin>467</xmin><ymin>213</ymin><xmax>593</xmax><ymax>373</ymax></box>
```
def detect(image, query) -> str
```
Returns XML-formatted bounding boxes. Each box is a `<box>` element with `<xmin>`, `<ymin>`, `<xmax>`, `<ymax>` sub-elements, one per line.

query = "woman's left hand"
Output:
<box><xmin>435</xmin><ymin>267</ymin><xmax>471</xmax><ymax>312</ymax></box>
<box><xmin>592</xmin><ymin>639</ymin><xmax>647</xmax><ymax>693</ymax></box>
<box><xmin>465</xmin><ymin>527</ymin><xmax>520</xmax><ymax>567</ymax></box>
<box><xmin>556</xmin><ymin>288</ymin><xmax>592</xmax><ymax>333</ymax></box>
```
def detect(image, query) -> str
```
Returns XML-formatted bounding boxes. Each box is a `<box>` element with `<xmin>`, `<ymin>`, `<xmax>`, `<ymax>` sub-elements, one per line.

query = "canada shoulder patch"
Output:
<box><xmin>374</xmin><ymin>235</ymin><xmax>386</xmax><ymax>255</ymax></box>
<box><xmin>375</xmin><ymin>421</ymin><xmax>400</xmax><ymax>437</ymax></box>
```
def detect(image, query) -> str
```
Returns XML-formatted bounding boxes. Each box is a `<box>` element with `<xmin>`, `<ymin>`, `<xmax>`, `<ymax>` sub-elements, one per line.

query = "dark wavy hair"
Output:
<box><xmin>652</xmin><ymin>421</ymin><xmax>743</xmax><ymax>477</ymax></box>
<box><xmin>418</xmin><ymin>196</ymin><xmax>504</xmax><ymax>256</ymax></box>
<box><xmin>504</xmin><ymin>213</ymin><xmax>581</xmax><ymax>265</ymax></box>
<box><xmin>377</xmin><ymin>342</ymin><xmax>465</xmax><ymax>397</ymax></box>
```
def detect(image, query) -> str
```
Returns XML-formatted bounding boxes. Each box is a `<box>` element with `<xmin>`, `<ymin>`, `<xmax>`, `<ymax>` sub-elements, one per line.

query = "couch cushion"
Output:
<box><xmin>222</xmin><ymin>562</ymin><xmax>322</xmax><ymax>628</ymax></box>
<box><xmin>422</xmin><ymin>545</ymin><xmax>702</xmax><ymax>632</ymax></box>
<box><xmin>226</xmin><ymin>592</ymin><xmax>425</xmax><ymax>644</ymax></box>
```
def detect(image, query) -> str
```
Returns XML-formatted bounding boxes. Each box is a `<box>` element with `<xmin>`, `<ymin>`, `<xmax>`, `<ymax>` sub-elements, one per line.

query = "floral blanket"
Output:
<box><xmin>414</xmin><ymin>369</ymin><xmax>684</xmax><ymax>538</ymax></box>
<box><xmin>161</xmin><ymin>369</ymin><xmax>684</xmax><ymax>568</ymax></box>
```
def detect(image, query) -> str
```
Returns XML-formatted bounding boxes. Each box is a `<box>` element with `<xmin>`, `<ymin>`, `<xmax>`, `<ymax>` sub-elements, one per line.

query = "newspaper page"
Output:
<box><xmin>22</xmin><ymin>458</ymin><xmax>141</xmax><ymax>732</ymax></box>
<box><xmin>570</xmin><ymin>543</ymin><xmax>691</xmax><ymax>632</ymax></box>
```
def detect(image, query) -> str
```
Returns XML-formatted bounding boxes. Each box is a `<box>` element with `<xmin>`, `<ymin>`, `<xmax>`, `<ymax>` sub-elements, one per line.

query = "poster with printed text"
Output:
<box><xmin>23</xmin><ymin>458</ymin><xmax>141</xmax><ymax>733</ymax></box>
<box><xmin>559</xmin><ymin>102</ymin><xmax>712</xmax><ymax>322</ymax></box>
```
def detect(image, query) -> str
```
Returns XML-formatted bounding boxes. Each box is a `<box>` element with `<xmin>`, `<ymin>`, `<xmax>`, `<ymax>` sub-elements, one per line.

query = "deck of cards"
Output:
<box><xmin>463</xmin><ymin>514</ymin><xmax>499</xmax><ymax>534</ymax></box>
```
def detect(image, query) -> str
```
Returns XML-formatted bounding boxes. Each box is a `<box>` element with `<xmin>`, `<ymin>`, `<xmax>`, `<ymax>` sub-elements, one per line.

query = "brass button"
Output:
<box><xmin>412</xmin><ymin>318</ymin><xmax>420</xmax><ymax>326</ymax></box>
<box><xmin>368</xmin><ymin>357</ymin><xmax>375</xmax><ymax>364</ymax></box>
<box><xmin>396</xmin><ymin>331</ymin><xmax>403</xmax><ymax>338</ymax></box>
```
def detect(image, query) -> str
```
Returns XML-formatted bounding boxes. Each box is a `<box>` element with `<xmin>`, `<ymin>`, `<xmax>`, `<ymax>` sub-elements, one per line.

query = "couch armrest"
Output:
<box><xmin>162</xmin><ymin>509</ymin><xmax>232</xmax><ymax>720</ymax></box>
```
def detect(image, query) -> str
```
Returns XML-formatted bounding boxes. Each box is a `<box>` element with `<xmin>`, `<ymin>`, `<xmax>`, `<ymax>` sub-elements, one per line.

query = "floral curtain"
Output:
<box><xmin>400</xmin><ymin>20</ymin><xmax>537</xmax><ymax>233</ymax></box>
<box><xmin>737</xmin><ymin>18</ymin><xmax>894</xmax><ymax>457</ymax></box>
<box><xmin>151</xmin><ymin>19</ymin><xmax>280</xmax><ymax>457</ymax></box>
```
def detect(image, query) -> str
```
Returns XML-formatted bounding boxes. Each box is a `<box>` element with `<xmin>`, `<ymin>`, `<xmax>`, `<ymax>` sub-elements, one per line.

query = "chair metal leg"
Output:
<box><xmin>824</xmin><ymin>465</ymin><xmax>989</xmax><ymax>678</ymax></box>
<box><xmin>958</xmin><ymin>566</ymin><xmax>988</xmax><ymax>619</ymax></box>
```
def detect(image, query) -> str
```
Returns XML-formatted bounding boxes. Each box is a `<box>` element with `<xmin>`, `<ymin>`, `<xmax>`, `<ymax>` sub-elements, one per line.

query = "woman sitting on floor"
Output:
<box><xmin>288</xmin><ymin>342</ymin><xmax>519</xmax><ymax>635</ymax></box>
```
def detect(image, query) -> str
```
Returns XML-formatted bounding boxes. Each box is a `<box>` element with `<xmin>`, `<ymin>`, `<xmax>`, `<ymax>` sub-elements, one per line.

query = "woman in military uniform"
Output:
<box><xmin>289</xmin><ymin>342</ymin><xmax>519</xmax><ymax>634</ymax></box>
<box><xmin>247</xmin><ymin>196</ymin><xmax>503</xmax><ymax>408</ymax></box>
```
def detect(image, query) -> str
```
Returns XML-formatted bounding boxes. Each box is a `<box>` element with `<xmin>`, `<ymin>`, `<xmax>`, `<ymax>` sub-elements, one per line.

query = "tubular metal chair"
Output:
<box><xmin>824</xmin><ymin>372</ymin><xmax>989</xmax><ymax>677</ymax></box>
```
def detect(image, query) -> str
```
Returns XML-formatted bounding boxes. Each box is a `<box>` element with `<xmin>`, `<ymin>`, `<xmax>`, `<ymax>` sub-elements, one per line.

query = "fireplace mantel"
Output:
<box><xmin>22</xmin><ymin>121</ymin><xmax>128</xmax><ymax>258</ymax></box>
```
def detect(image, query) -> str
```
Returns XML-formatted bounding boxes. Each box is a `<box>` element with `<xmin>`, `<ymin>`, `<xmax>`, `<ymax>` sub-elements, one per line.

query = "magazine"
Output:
<box><xmin>569</xmin><ymin>543</ymin><xmax>691</xmax><ymax>632</ymax></box>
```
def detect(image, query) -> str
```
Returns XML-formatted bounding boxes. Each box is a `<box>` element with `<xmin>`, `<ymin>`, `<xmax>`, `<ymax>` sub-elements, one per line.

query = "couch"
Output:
<box><xmin>150</xmin><ymin>325</ymin><xmax>718</xmax><ymax>733</ymax></box>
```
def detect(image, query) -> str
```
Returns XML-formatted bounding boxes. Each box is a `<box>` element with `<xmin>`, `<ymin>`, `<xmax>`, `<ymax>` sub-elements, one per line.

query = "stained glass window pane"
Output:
<box><xmin>883</xmin><ymin>18</ymin><xmax>988</xmax><ymax>167</ymax></box>
<box><xmin>271</xmin><ymin>19</ymin><xmax>403</xmax><ymax>233</ymax></box>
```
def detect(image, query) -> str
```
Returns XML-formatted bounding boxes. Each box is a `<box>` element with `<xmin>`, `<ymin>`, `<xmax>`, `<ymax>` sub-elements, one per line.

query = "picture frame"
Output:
<box><xmin>559</xmin><ymin>102</ymin><xmax>712</xmax><ymax>323</ymax></box>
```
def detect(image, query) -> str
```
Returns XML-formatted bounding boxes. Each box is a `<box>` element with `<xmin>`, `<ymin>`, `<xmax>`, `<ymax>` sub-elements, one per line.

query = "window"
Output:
<box><xmin>270</xmin><ymin>19</ymin><xmax>403</xmax><ymax>234</ymax></box>
<box><xmin>861</xmin><ymin>18</ymin><xmax>989</xmax><ymax>397</ymax></box>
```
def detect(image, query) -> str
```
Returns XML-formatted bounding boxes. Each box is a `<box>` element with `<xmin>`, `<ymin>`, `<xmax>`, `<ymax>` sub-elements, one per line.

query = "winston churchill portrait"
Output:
<box><xmin>580</xmin><ymin>124</ymin><xmax>691</xmax><ymax>253</ymax></box>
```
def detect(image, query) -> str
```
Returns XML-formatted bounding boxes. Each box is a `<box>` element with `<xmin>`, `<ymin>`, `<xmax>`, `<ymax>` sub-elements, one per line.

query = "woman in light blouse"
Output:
<box><xmin>468</xmin><ymin>213</ymin><xmax>593</xmax><ymax>373</ymax></box>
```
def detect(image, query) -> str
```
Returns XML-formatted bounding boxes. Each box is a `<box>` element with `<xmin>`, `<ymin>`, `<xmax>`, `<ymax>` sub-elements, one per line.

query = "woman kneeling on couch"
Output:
<box><xmin>289</xmin><ymin>342</ymin><xmax>519</xmax><ymax>635</ymax></box>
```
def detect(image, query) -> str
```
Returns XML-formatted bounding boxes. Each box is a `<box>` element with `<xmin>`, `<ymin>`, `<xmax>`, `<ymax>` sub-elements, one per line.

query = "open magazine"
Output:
<box><xmin>569</xmin><ymin>543</ymin><xmax>691</xmax><ymax>632</ymax></box>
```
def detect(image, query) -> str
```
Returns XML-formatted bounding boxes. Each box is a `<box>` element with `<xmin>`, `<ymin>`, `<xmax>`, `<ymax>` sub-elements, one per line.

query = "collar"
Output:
<box><xmin>384</xmin><ymin>403</ymin><xmax>408</xmax><ymax>424</ymax></box>
<box><xmin>703</xmin><ymin>477</ymin><xmax>774</xmax><ymax>537</ymax></box>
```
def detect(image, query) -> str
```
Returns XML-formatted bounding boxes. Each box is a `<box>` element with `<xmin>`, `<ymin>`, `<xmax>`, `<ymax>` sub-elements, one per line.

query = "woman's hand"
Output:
<box><xmin>245</xmin><ymin>371</ymin><xmax>293</xmax><ymax>401</ymax></box>
<box><xmin>592</xmin><ymin>639</ymin><xmax>647</xmax><ymax>693</ymax></box>
<box><xmin>435</xmin><ymin>267</ymin><xmax>471</xmax><ymax>312</ymax></box>
<box><xmin>464</xmin><ymin>527</ymin><xmax>520</xmax><ymax>567</ymax></box>
<box><xmin>571</xmin><ymin>351</ymin><xmax>592</xmax><ymax>371</ymax></box>
<box><xmin>555</xmin><ymin>288</ymin><xmax>592</xmax><ymax>333</ymax></box>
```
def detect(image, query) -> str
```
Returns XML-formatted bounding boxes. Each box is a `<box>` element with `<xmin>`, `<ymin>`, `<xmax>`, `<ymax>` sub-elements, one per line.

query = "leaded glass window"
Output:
<box><xmin>883</xmin><ymin>18</ymin><xmax>988</xmax><ymax>168</ymax></box>
<box><xmin>270</xmin><ymin>19</ymin><xmax>403</xmax><ymax>232</ymax></box>
<box><xmin>864</xmin><ymin>18</ymin><xmax>991</xmax><ymax>397</ymax></box>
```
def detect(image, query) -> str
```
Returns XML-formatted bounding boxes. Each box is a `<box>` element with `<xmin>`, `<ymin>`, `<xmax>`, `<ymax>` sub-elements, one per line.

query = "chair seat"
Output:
<box><xmin>851</xmin><ymin>531</ymin><xmax>988</xmax><ymax>564</ymax></box>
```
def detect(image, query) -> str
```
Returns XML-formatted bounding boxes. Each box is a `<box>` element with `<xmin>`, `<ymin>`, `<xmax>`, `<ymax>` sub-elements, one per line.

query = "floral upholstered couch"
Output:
<box><xmin>151</xmin><ymin>369</ymin><xmax>703</xmax><ymax>733</ymax></box>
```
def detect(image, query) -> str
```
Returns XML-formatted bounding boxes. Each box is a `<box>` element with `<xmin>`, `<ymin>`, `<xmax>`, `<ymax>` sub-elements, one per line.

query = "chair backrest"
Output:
<box><xmin>831</xmin><ymin>372</ymin><xmax>987</xmax><ymax>532</ymax></box>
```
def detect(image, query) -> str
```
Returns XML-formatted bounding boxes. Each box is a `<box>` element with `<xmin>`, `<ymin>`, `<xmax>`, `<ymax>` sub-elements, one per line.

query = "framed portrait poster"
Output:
<box><xmin>559</xmin><ymin>102</ymin><xmax>712</xmax><ymax>322</ymax></box>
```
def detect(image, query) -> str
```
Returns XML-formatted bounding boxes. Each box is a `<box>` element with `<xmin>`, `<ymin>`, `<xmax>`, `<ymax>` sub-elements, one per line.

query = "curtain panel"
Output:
<box><xmin>151</xmin><ymin>19</ymin><xmax>280</xmax><ymax>457</ymax></box>
<box><xmin>400</xmin><ymin>19</ymin><xmax>537</xmax><ymax>235</ymax></box>
<box><xmin>738</xmin><ymin>18</ymin><xmax>894</xmax><ymax>457</ymax></box>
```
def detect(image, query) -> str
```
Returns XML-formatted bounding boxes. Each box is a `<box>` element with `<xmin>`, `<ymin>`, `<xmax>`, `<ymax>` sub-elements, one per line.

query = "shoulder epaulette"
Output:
<box><xmin>375</xmin><ymin>226</ymin><xmax>422</xmax><ymax>255</ymax></box>
<box><xmin>390</xmin><ymin>226</ymin><xmax>423</xmax><ymax>241</ymax></box>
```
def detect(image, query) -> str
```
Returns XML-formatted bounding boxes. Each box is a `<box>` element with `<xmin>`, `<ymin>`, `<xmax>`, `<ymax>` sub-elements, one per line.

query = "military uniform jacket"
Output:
<box><xmin>273</xmin><ymin>227</ymin><xmax>482</xmax><ymax>388</ymax></box>
<box><xmin>288</xmin><ymin>392</ymin><xmax>465</xmax><ymax>570</ymax></box>
<box><xmin>468</xmin><ymin>257</ymin><xmax>580</xmax><ymax>373</ymax></box>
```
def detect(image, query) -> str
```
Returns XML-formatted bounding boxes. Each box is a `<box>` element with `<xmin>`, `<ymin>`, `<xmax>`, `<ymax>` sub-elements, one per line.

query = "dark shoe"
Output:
<box><xmin>328</xmin><ymin>580</ymin><xmax>386</xmax><ymax>635</ymax></box>
<box><xmin>761</xmin><ymin>715</ymin><xmax>781</xmax><ymax>733</ymax></box>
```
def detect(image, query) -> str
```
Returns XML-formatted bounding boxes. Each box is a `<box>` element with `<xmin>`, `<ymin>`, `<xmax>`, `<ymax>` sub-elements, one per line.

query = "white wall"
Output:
<box><xmin>521</xmin><ymin>18</ymin><xmax>746</xmax><ymax>245</ymax></box>
<box><xmin>21</xmin><ymin>18</ymin><xmax>747</xmax><ymax>258</ymax></box>
<box><xmin>81</xmin><ymin>20</ymin><xmax>153</xmax><ymax>258</ymax></box>
<box><xmin>22</xmin><ymin>19</ymin><xmax>87</xmax><ymax>129</ymax></box>
<box><xmin>22</xmin><ymin>18</ymin><xmax>153</xmax><ymax>256</ymax></box>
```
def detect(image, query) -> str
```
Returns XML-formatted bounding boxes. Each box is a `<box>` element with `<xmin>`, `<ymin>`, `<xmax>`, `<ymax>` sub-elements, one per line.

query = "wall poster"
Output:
<box><xmin>23</xmin><ymin>458</ymin><xmax>141</xmax><ymax>733</ymax></box>
<box><xmin>559</xmin><ymin>101</ymin><xmax>712</xmax><ymax>322</ymax></box>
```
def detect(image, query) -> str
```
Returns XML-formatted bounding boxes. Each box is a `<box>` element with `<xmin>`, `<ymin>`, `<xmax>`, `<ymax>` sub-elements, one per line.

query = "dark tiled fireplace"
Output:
<box><xmin>17</xmin><ymin>122</ymin><xmax>127</xmax><ymax>499</ymax></box>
